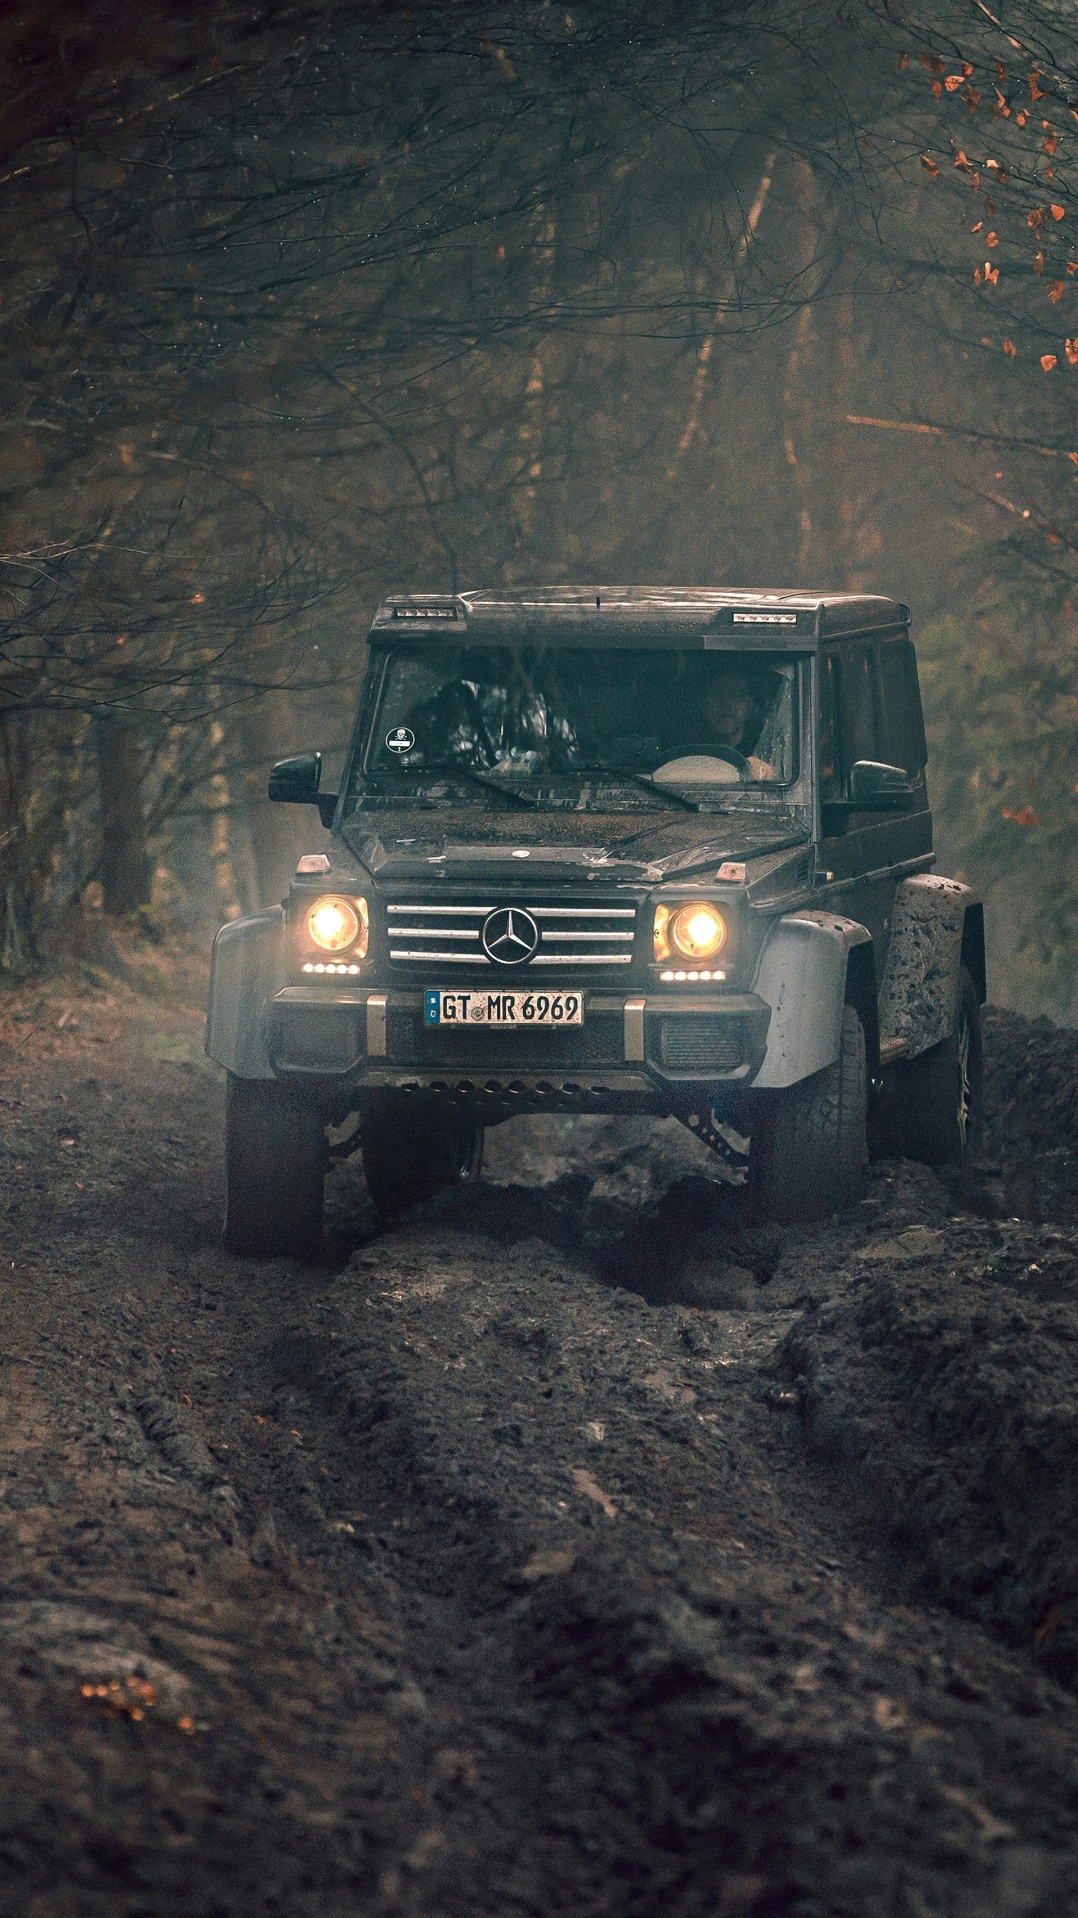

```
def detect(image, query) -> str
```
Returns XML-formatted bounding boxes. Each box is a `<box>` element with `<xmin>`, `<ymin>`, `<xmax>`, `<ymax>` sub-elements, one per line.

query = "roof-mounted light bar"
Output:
<box><xmin>392</xmin><ymin>605</ymin><xmax>461</xmax><ymax>620</ymax></box>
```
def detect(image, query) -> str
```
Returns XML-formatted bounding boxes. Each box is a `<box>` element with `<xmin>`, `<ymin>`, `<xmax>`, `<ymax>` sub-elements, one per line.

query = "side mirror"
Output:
<box><xmin>847</xmin><ymin>760</ymin><xmax>914</xmax><ymax>810</ymax></box>
<box><xmin>268</xmin><ymin>752</ymin><xmax>337</xmax><ymax>827</ymax></box>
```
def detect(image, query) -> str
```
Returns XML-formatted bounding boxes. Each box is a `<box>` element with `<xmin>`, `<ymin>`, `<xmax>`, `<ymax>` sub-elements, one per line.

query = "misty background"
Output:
<box><xmin>2</xmin><ymin>0</ymin><xmax>1076</xmax><ymax>1016</ymax></box>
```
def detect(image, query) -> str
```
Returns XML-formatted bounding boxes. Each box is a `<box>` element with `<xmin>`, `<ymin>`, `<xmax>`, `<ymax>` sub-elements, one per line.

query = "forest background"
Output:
<box><xmin>2</xmin><ymin>0</ymin><xmax>1077</xmax><ymax>1019</ymax></box>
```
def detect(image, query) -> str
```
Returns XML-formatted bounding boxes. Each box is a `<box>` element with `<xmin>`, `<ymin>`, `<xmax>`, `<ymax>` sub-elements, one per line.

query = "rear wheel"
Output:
<box><xmin>224</xmin><ymin>1074</ymin><xmax>327</xmax><ymax>1257</ymax></box>
<box><xmin>361</xmin><ymin>1104</ymin><xmax>484</xmax><ymax>1218</ymax></box>
<box><xmin>750</xmin><ymin>1003</ymin><xmax>868</xmax><ymax>1224</ymax></box>
<box><xmin>879</xmin><ymin>966</ymin><xmax>983</xmax><ymax>1167</ymax></box>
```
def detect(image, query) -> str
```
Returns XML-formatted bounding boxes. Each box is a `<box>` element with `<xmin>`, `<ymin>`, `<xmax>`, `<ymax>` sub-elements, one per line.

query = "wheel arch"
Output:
<box><xmin>206</xmin><ymin>906</ymin><xmax>285</xmax><ymax>1080</ymax></box>
<box><xmin>751</xmin><ymin>910</ymin><xmax>873</xmax><ymax>1089</ymax></box>
<box><xmin>878</xmin><ymin>874</ymin><xmax>981</xmax><ymax>1060</ymax></box>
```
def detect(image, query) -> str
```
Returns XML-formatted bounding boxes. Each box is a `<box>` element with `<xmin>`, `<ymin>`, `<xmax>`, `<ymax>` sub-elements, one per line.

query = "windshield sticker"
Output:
<box><xmin>386</xmin><ymin>726</ymin><xmax>416</xmax><ymax>753</ymax></box>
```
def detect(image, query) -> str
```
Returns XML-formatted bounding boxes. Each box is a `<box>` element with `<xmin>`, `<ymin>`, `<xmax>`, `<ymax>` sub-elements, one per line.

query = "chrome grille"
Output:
<box><xmin>385</xmin><ymin>899</ymin><xmax>637</xmax><ymax>967</ymax></box>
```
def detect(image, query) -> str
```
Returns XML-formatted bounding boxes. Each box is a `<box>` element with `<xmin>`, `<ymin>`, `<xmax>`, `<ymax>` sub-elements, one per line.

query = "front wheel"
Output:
<box><xmin>878</xmin><ymin>967</ymin><xmax>983</xmax><ymax>1167</ymax></box>
<box><xmin>749</xmin><ymin>1003</ymin><xmax>868</xmax><ymax>1224</ymax></box>
<box><xmin>224</xmin><ymin>1074</ymin><xmax>326</xmax><ymax>1257</ymax></box>
<box><xmin>361</xmin><ymin>1103</ymin><xmax>484</xmax><ymax>1218</ymax></box>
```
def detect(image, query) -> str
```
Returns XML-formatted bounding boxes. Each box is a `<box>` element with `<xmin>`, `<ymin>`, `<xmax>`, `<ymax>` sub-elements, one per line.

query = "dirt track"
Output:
<box><xmin>4</xmin><ymin>969</ymin><xmax>1078</xmax><ymax>1917</ymax></box>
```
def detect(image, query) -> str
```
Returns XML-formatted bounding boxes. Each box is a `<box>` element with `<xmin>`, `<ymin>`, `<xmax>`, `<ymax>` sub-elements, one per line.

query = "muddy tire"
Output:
<box><xmin>361</xmin><ymin>1105</ymin><xmax>484</xmax><ymax>1218</ymax></box>
<box><xmin>879</xmin><ymin>966</ymin><xmax>983</xmax><ymax>1167</ymax></box>
<box><xmin>750</xmin><ymin>1003</ymin><xmax>868</xmax><ymax>1224</ymax></box>
<box><xmin>224</xmin><ymin>1074</ymin><xmax>326</xmax><ymax>1257</ymax></box>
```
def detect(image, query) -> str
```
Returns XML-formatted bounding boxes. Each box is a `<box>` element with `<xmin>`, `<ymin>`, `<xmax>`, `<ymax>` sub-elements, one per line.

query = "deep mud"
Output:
<box><xmin>4</xmin><ymin>984</ymin><xmax>1078</xmax><ymax>1915</ymax></box>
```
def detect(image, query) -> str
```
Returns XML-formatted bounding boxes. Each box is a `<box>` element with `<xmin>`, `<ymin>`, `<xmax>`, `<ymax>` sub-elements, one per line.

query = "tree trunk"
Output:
<box><xmin>95</xmin><ymin>717</ymin><xmax>151</xmax><ymax>915</ymax></box>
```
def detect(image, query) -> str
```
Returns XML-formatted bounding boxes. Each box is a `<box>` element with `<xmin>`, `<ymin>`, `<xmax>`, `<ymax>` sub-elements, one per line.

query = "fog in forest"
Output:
<box><xmin>2</xmin><ymin>0</ymin><xmax>1077</xmax><ymax>1017</ymax></box>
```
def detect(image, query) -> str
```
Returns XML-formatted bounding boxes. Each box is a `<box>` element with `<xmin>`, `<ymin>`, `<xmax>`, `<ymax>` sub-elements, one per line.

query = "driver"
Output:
<box><xmin>703</xmin><ymin>671</ymin><xmax>775</xmax><ymax>780</ymax></box>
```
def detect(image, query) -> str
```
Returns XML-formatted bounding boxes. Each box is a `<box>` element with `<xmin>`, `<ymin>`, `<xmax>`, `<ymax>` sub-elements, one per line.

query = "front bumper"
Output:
<box><xmin>265</xmin><ymin>985</ymin><xmax>770</xmax><ymax>1109</ymax></box>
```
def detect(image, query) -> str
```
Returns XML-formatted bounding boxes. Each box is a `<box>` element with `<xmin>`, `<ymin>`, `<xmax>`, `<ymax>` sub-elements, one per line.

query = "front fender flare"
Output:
<box><xmin>751</xmin><ymin>910</ymin><xmax>872</xmax><ymax>1089</ymax></box>
<box><xmin>206</xmin><ymin>907</ymin><xmax>286</xmax><ymax>1079</ymax></box>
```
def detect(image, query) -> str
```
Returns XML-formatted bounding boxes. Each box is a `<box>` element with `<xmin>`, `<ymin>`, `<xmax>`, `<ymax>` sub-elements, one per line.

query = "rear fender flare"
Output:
<box><xmin>878</xmin><ymin>875</ymin><xmax>983</xmax><ymax>1060</ymax></box>
<box><xmin>751</xmin><ymin>911</ymin><xmax>872</xmax><ymax>1089</ymax></box>
<box><xmin>206</xmin><ymin>907</ymin><xmax>286</xmax><ymax>1079</ymax></box>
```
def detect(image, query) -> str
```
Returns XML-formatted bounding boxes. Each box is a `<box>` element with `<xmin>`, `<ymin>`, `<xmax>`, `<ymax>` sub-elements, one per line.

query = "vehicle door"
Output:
<box><xmin>817</xmin><ymin>635</ymin><xmax>931</xmax><ymax>972</ymax></box>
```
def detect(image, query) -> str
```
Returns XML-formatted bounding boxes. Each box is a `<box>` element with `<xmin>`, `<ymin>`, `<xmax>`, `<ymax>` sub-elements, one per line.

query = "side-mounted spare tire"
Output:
<box><xmin>224</xmin><ymin>1073</ymin><xmax>327</xmax><ymax>1257</ymax></box>
<box><xmin>749</xmin><ymin>1003</ymin><xmax>868</xmax><ymax>1224</ymax></box>
<box><xmin>878</xmin><ymin>965</ymin><xmax>983</xmax><ymax>1167</ymax></box>
<box><xmin>361</xmin><ymin>1102</ymin><xmax>483</xmax><ymax>1218</ymax></box>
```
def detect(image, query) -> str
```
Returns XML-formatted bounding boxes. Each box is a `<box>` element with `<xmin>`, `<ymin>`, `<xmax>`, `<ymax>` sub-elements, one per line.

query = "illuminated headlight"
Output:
<box><xmin>654</xmin><ymin>901</ymin><xmax>727</xmax><ymax>963</ymax></box>
<box><xmin>304</xmin><ymin>895</ymin><xmax>369</xmax><ymax>956</ymax></box>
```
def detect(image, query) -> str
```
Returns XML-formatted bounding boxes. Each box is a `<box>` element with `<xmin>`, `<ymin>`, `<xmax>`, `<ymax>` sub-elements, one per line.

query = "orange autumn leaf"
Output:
<box><xmin>1017</xmin><ymin>109</ymin><xmax>1028</xmax><ymax>127</ymax></box>
<box><xmin>921</xmin><ymin>155</ymin><xmax>940</xmax><ymax>175</ymax></box>
<box><xmin>1045</xmin><ymin>131</ymin><xmax>1059</xmax><ymax>156</ymax></box>
<box><xmin>984</xmin><ymin>263</ymin><xmax>1000</xmax><ymax>285</ymax></box>
<box><xmin>1052</xmin><ymin>204</ymin><xmax>1066</xmax><ymax>220</ymax></box>
<box><xmin>1034</xmin><ymin>250</ymin><xmax>1045</xmax><ymax>272</ymax></box>
<box><xmin>954</xmin><ymin>149</ymin><xmax>971</xmax><ymax>168</ymax></box>
<box><xmin>1066</xmin><ymin>339</ymin><xmax>1078</xmax><ymax>365</ymax></box>
<box><xmin>945</xmin><ymin>74</ymin><xmax>964</xmax><ymax>91</ymax></box>
<box><xmin>963</xmin><ymin>63</ymin><xmax>974</xmax><ymax>78</ymax></box>
<box><xmin>1030</xmin><ymin>70</ymin><xmax>1047</xmax><ymax>100</ymax></box>
<box><xmin>1041</xmin><ymin>353</ymin><xmax>1058</xmax><ymax>370</ymax></box>
<box><xmin>1029</xmin><ymin>207</ymin><xmax>1047</xmax><ymax>227</ymax></box>
<box><xmin>1003</xmin><ymin>337</ymin><xmax>1017</xmax><ymax>355</ymax></box>
<box><xmin>972</xmin><ymin>220</ymin><xmax>984</xmax><ymax>233</ymax></box>
<box><xmin>1048</xmin><ymin>280</ymin><xmax>1066</xmax><ymax>301</ymax></box>
<box><xmin>1002</xmin><ymin>804</ymin><xmax>1040</xmax><ymax>827</ymax></box>
<box><xmin>987</xmin><ymin>231</ymin><xmax>999</xmax><ymax>246</ymax></box>
<box><xmin>899</xmin><ymin>52</ymin><xmax>909</xmax><ymax>69</ymax></box>
<box><xmin>964</xmin><ymin>88</ymin><xmax>981</xmax><ymax>112</ymax></box>
<box><xmin>931</xmin><ymin>78</ymin><xmax>942</xmax><ymax>98</ymax></box>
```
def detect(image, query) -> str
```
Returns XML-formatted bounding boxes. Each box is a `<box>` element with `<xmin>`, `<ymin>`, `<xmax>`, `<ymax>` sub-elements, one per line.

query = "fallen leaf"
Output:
<box><xmin>1003</xmin><ymin>337</ymin><xmax>1017</xmax><ymax>355</ymax></box>
<box><xmin>1049</xmin><ymin>280</ymin><xmax>1066</xmax><ymax>301</ymax></box>
<box><xmin>1052</xmin><ymin>203</ymin><xmax>1066</xmax><ymax>219</ymax></box>
<box><xmin>570</xmin><ymin>1467</ymin><xmax>617</xmax><ymax>1519</ymax></box>
<box><xmin>921</xmin><ymin>155</ymin><xmax>940</xmax><ymax>175</ymax></box>
<box><xmin>1067</xmin><ymin>340</ymin><xmax>1078</xmax><ymax>365</ymax></box>
<box><xmin>1041</xmin><ymin>353</ymin><xmax>1058</xmax><ymax>370</ymax></box>
<box><xmin>945</xmin><ymin>74</ymin><xmax>963</xmax><ymax>92</ymax></box>
<box><xmin>987</xmin><ymin>231</ymin><xmax>999</xmax><ymax>246</ymax></box>
<box><xmin>1001</xmin><ymin>804</ymin><xmax>1040</xmax><ymax>826</ymax></box>
<box><xmin>518</xmin><ymin>1546</ymin><xmax>576</xmax><ymax>1582</ymax></box>
<box><xmin>1035</xmin><ymin>1603</ymin><xmax>1061</xmax><ymax>1643</ymax></box>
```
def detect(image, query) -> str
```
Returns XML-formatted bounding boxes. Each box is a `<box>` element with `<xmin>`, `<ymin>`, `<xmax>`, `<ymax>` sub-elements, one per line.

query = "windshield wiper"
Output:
<box><xmin>417</xmin><ymin>764</ymin><xmax>537</xmax><ymax>810</ymax></box>
<box><xmin>592</xmin><ymin>768</ymin><xmax>699</xmax><ymax>813</ymax></box>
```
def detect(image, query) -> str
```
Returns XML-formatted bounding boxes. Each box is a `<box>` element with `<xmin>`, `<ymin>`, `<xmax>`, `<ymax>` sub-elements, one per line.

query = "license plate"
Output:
<box><xmin>424</xmin><ymin>989</ymin><xmax>584</xmax><ymax>1027</ymax></box>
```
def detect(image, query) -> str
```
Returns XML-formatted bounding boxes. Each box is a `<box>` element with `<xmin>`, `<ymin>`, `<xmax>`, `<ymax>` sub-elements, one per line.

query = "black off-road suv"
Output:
<box><xmin>207</xmin><ymin>588</ymin><xmax>985</xmax><ymax>1255</ymax></box>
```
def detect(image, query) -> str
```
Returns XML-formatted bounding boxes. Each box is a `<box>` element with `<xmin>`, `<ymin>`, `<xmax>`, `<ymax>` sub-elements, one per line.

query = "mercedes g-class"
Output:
<box><xmin>207</xmin><ymin>588</ymin><xmax>985</xmax><ymax>1255</ymax></box>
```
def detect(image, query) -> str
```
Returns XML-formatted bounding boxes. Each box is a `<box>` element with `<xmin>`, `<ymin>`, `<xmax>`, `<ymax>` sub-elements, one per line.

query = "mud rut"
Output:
<box><xmin>4</xmin><ymin>982</ymin><xmax>1078</xmax><ymax>1917</ymax></box>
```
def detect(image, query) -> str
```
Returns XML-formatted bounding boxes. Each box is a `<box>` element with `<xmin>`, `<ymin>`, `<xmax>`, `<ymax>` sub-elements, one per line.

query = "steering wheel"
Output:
<box><xmin>651</xmin><ymin>744</ymin><xmax>751</xmax><ymax>782</ymax></box>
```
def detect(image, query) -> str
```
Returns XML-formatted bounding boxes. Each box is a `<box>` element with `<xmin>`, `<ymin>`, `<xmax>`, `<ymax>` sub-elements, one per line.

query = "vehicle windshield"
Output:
<box><xmin>357</xmin><ymin>644</ymin><xmax>799</xmax><ymax>798</ymax></box>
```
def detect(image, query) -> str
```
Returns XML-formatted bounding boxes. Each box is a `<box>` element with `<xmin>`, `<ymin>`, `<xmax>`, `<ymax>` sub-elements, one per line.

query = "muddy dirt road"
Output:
<box><xmin>4</xmin><ymin>970</ymin><xmax>1078</xmax><ymax>1917</ymax></box>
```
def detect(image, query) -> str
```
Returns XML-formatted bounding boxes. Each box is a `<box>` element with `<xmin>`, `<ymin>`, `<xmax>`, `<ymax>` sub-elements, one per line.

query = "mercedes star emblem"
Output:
<box><xmin>481</xmin><ymin>906</ymin><xmax>539</xmax><ymax>966</ymax></box>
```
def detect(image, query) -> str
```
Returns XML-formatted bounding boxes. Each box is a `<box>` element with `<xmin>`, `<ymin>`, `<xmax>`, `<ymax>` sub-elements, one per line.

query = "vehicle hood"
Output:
<box><xmin>337</xmin><ymin>808</ymin><xmax>810</xmax><ymax>887</ymax></box>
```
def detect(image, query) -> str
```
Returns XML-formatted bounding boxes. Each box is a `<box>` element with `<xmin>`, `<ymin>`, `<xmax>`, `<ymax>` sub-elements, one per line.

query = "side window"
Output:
<box><xmin>818</xmin><ymin>651</ymin><xmax>842</xmax><ymax>802</ymax></box>
<box><xmin>877</xmin><ymin>638</ymin><xmax>927</xmax><ymax>774</ymax></box>
<box><xmin>842</xmin><ymin>643</ymin><xmax>879</xmax><ymax>768</ymax></box>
